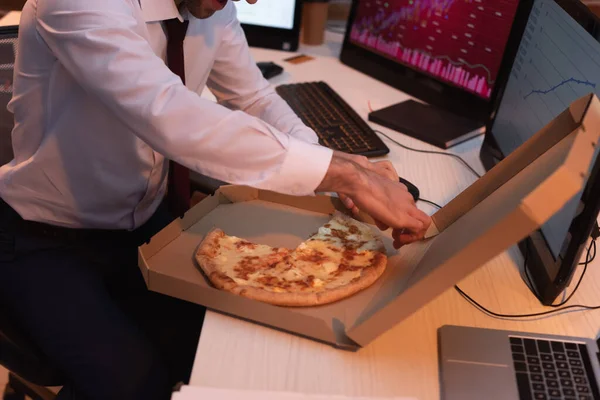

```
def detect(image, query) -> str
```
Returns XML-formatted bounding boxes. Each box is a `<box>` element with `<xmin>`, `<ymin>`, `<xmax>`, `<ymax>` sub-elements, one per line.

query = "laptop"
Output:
<box><xmin>439</xmin><ymin>325</ymin><xmax>600</xmax><ymax>400</ymax></box>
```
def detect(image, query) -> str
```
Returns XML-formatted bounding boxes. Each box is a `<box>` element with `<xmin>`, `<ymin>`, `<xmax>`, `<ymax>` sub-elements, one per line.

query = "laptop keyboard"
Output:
<box><xmin>510</xmin><ymin>336</ymin><xmax>600</xmax><ymax>400</ymax></box>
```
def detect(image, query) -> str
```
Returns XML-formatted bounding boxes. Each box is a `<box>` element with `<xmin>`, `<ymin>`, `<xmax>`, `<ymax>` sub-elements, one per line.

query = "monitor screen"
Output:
<box><xmin>348</xmin><ymin>0</ymin><xmax>520</xmax><ymax>100</ymax></box>
<box><xmin>490</xmin><ymin>0</ymin><xmax>600</xmax><ymax>260</ymax></box>
<box><xmin>234</xmin><ymin>0</ymin><xmax>297</xmax><ymax>30</ymax></box>
<box><xmin>0</xmin><ymin>27</ymin><xmax>16</xmax><ymax>166</ymax></box>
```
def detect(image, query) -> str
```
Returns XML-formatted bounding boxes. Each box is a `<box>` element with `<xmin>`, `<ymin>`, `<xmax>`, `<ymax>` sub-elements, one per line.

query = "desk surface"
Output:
<box><xmin>189</xmin><ymin>33</ymin><xmax>600</xmax><ymax>400</ymax></box>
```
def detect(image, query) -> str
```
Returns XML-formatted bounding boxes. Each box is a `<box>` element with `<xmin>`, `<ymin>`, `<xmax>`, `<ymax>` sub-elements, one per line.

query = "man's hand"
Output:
<box><xmin>317</xmin><ymin>152</ymin><xmax>431</xmax><ymax>248</ymax></box>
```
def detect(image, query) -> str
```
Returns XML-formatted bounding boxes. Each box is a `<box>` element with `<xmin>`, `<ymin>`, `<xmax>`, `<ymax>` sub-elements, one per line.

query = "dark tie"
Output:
<box><xmin>164</xmin><ymin>18</ymin><xmax>191</xmax><ymax>218</ymax></box>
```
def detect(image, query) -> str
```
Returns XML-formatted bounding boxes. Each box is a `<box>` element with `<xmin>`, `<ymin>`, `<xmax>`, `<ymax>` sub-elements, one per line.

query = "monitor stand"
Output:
<box><xmin>368</xmin><ymin>99</ymin><xmax>485</xmax><ymax>149</ymax></box>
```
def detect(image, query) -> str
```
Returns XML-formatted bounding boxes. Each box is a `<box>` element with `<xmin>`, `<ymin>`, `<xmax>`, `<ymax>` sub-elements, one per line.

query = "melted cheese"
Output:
<box><xmin>211</xmin><ymin>213</ymin><xmax>384</xmax><ymax>293</ymax></box>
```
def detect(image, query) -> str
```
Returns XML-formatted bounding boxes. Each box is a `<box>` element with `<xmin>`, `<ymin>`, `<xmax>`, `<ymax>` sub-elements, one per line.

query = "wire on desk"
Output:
<box><xmin>376</xmin><ymin>127</ymin><xmax>600</xmax><ymax>318</ymax></box>
<box><xmin>418</xmin><ymin>198</ymin><xmax>442</xmax><ymax>209</ymax></box>
<box><xmin>374</xmin><ymin>130</ymin><xmax>482</xmax><ymax>179</ymax></box>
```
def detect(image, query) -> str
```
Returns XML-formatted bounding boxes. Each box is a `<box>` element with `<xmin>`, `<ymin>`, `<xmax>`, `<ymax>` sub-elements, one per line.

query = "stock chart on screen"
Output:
<box><xmin>349</xmin><ymin>0</ymin><xmax>520</xmax><ymax>99</ymax></box>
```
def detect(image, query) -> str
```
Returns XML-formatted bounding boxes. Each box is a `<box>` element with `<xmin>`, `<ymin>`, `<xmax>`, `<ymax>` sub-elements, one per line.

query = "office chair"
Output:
<box><xmin>0</xmin><ymin>303</ymin><xmax>62</xmax><ymax>400</ymax></box>
<box><xmin>0</xmin><ymin>25</ymin><xmax>62</xmax><ymax>400</ymax></box>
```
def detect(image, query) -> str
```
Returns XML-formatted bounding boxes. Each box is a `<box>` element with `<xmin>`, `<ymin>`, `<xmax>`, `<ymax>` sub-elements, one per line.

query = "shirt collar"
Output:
<box><xmin>139</xmin><ymin>0</ymin><xmax>185</xmax><ymax>22</ymax></box>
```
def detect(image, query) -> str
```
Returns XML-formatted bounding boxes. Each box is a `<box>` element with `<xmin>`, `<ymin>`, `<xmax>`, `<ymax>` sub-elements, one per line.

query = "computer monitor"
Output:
<box><xmin>234</xmin><ymin>0</ymin><xmax>302</xmax><ymax>51</ymax></box>
<box><xmin>0</xmin><ymin>26</ymin><xmax>17</xmax><ymax>166</ymax></box>
<box><xmin>339</xmin><ymin>0</ymin><xmax>528</xmax><ymax>148</ymax></box>
<box><xmin>481</xmin><ymin>0</ymin><xmax>600</xmax><ymax>305</ymax></box>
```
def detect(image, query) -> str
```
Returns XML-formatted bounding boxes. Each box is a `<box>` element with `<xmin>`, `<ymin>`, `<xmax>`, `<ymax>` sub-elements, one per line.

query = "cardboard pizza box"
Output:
<box><xmin>139</xmin><ymin>93</ymin><xmax>600</xmax><ymax>351</ymax></box>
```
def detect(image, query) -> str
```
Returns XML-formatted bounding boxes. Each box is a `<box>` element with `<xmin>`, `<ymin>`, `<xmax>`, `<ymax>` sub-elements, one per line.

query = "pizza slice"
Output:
<box><xmin>195</xmin><ymin>211</ymin><xmax>387</xmax><ymax>307</ymax></box>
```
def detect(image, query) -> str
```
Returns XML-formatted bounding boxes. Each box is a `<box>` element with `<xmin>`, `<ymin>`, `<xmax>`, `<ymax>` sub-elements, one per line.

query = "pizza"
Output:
<box><xmin>194</xmin><ymin>211</ymin><xmax>387</xmax><ymax>307</ymax></box>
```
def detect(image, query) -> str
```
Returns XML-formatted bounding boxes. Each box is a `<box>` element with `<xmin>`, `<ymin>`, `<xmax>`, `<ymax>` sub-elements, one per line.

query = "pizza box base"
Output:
<box><xmin>138</xmin><ymin>93</ymin><xmax>600</xmax><ymax>350</ymax></box>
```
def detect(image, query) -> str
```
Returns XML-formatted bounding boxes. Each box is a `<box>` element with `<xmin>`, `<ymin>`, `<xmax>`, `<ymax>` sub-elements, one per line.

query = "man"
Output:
<box><xmin>0</xmin><ymin>0</ymin><xmax>431</xmax><ymax>399</ymax></box>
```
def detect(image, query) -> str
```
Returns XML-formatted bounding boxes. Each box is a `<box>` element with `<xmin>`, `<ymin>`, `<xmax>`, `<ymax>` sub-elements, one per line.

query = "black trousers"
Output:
<box><xmin>0</xmin><ymin>199</ymin><xmax>205</xmax><ymax>400</ymax></box>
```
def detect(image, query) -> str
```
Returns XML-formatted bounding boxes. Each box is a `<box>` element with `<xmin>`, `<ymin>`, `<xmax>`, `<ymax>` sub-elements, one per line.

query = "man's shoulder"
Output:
<box><xmin>36</xmin><ymin>0</ymin><xmax>138</xmax><ymax>18</ymax></box>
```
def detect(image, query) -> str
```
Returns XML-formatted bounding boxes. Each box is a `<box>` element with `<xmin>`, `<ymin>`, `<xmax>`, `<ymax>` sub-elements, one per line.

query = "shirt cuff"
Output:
<box><xmin>265</xmin><ymin>137</ymin><xmax>333</xmax><ymax>196</ymax></box>
<box><xmin>298</xmin><ymin>129</ymin><xmax>320</xmax><ymax>145</ymax></box>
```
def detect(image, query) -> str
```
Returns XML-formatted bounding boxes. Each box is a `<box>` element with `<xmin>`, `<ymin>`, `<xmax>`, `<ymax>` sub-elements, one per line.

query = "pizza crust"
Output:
<box><xmin>194</xmin><ymin>213</ymin><xmax>388</xmax><ymax>307</ymax></box>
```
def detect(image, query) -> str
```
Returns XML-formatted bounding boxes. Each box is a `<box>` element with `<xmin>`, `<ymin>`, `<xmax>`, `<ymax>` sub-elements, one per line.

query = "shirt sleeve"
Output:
<box><xmin>34</xmin><ymin>0</ymin><xmax>332</xmax><ymax>196</ymax></box>
<box><xmin>206</xmin><ymin>5</ymin><xmax>320</xmax><ymax>145</ymax></box>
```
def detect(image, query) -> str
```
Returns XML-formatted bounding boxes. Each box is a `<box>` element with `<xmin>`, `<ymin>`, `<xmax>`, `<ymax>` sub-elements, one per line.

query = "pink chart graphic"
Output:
<box><xmin>349</xmin><ymin>0</ymin><xmax>520</xmax><ymax>99</ymax></box>
<box><xmin>351</xmin><ymin>28</ymin><xmax>492</xmax><ymax>97</ymax></box>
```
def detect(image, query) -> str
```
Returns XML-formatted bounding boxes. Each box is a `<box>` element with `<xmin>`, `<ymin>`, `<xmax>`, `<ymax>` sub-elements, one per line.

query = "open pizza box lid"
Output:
<box><xmin>139</xmin><ymin>93</ymin><xmax>600</xmax><ymax>351</ymax></box>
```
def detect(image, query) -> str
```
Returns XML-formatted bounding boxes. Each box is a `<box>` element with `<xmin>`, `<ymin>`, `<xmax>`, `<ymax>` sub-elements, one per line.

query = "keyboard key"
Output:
<box><xmin>528</xmin><ymin>357</ymin><xmax>541</xmax><ymax>364</ymax></box>
<box><xmin>563</xmin><ymin>388</ymin><xmax>576</xmax><ymax>396</ymax></box>
<box><xmin>574</xmin><ymin>376</ymin><xmax>587</xmax><ymax>385</ymax></box>
<box><xmin>559</xmin><ymin>370</ymin><xmax>571</xmax><ymax>378</ymax></box>
<box><xmin>512</xmin><ymin>344</ymin><xmax>524</xmax><ymax>353</ymax></box>
<box><xmin>544</xmin><ymin>370</ymin><xmax>557</xmax><ymax>379</ymax></box>
<box><xmin>529</xmin><ymin>365</ymin><xmax>542</xmax><ymax>373</ymax></box>
<box><xmin>580</xmin><ymin>396</ymin><xmax>592</xmax><ymax>400</ymax></box>
<box><xmin>510</xmin><ymin>337</ymin><xmax>523</xmax><ymax>345</ymax></box>
<box><xmin>547</xmin><ymin>379</ymin><xmax>559</xmax><ymax>388</ymax></box>
<box><xmin>564</xmin><ymin>342</ymin><xmax>578</xmax><ymax>350</ymax></box>
<box><xmin>524</xmin><ymin>339</ymin><xmax>538</xmax><ymax>355</ymax></box>
<box><xmin>532</xmin><ymin>383</ymin><xmax>545</xmax><ymax>391</ymax></box>
<box><xmin>548</xmin><ymin>389</ymin><xmax>561</xmax><ymax>397</ymax></box>
<box><xmin>542</xmin><ymin>362</ymin><xmax>555</xmax><ymax>370</ymax></box>
<box><xmin>537</xmin><ymin>340</ymin><xmax>551</xmax><ymax>353</ymax></box>
<box><xmin>513</xmin><ymin>353</ymin><xmax>525</xmax><ymax>361</ymax></box>
<box><xmin>555</xmin><ymin>353</ymin><xmax>566</xmax><ymax>361</ymax></box>
<box><xmin>531</xmin><ymin>374</ymin><xmax>543</xmax><ymax>382</ymax></box>
<box><xmin>540</xmin><ymin>354</ymin><xmax>553</xmax><ymax>362</ymax></box>
<box><xmin>551</xmin><ymin>341</ymin><xmax>565</xmax><ymax>352</ymax></box>
<box><xmin>569</xmin><ymin>359</ymin><xmax>582</xmax><ymax>367</ymax></box>
<box><xmin>560</xmin><ymin>379</ymin><xmax>573</xmax><ymax>387</ymax></box>
<box><xmin>516</xmin><ymin>373</ymin><xmax>532</xmax><ymax>400</ymax></box>
<box><xmin>572</xmin><ymin>367</ymin><xmax>584</xmax><ymax>375</ymax></box>
<box><xmin>533</xmin><ymin>393</ymin><xmax>546</xmax><ymax>400</ymax></box>
<box><xmin>567</xmin><ymin>351</ymin><xmax>579</xmax><ymax>358</ymax></box>
<box><xmin>557</xmin><ymin>361</ymin><xmax>569</xmax><ymax>369</ymax></box>
<box><xmin>577</xmin><ymin>385</ymin><xmax>590</xmax><ymax>393</ymax></box>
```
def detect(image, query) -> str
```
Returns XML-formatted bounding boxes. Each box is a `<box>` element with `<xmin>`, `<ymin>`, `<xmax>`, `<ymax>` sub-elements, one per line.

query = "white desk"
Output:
<box><xmin>189</xmin><ymin>33</ymin><xmax>600</xmax><ymax>400</ymax></box>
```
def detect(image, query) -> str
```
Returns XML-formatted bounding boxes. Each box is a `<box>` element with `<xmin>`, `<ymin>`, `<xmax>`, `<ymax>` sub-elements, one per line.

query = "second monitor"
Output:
<box><xmin>340</xmin><ymin>0</ymin><xmax>527</xmax><ymax>148</ymax></box>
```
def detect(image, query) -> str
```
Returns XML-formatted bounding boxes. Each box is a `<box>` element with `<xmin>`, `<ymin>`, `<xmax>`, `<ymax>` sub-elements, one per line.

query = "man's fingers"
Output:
<box><xmin>393</xmin><ymin>234</ymin><xmax>419</xmax><ymax>249</ymax></box>
<box><xmin>408</xmin><ymin>208</ymin><xmax>432</xmax><ymax>229</ymax></box>
<box><xmin>397</xmin><ymin>214</ymin><xmax>424</xmax><ymax>233</ymax></box>
<box><xmin>375</xmin><ymin>219</ymin><xmax>389</xmax><ymax>231</ymax></box>
<box><xmin>339</xmin><ymin>194</ymin><xmax>354</xmax><ymax>209</ymax></box>
<box><xmin>392</xmin><ymin>229</ymin><xmax>426</xmax><ymax>249</ymax></box>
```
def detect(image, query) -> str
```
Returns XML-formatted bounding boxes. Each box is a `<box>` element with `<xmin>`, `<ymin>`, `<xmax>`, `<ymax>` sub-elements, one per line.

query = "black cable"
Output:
<box><xmin>375</xmin><ymin>130</ymin><xmax>483</xmax><ymax>179</ymax></box>
<box><xmin>378</xmin><ymin>128</ymin><xmax>600</xmax><ymax>318</ymax></box>
<box><xmin>418</xmin><ymin>198</ymin><xmax>442</xmax><ymax>209</ymax></box>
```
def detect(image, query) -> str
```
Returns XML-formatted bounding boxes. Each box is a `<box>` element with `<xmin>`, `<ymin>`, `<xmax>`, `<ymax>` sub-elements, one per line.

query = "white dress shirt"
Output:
<box><xmin>0</xmin><ymin>0</ymin><xmax>333</xmax><ymax>230</ymax></box>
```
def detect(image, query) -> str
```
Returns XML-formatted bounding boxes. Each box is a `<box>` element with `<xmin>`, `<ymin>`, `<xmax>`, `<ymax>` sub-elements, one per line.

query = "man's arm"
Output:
<box><xmin>35</xmin><ymin>0</ymin><xmax>329</xmax><ymax>197</ymax></box>
<box><xmin>206</xmin><ymin>5</ymin><xmax>319</xmax><ymax>144</ymax></box>
<box><xmin>35</xmin><ymin>0</ymin><xmax>430</xmax><ymax>245</ymax></box>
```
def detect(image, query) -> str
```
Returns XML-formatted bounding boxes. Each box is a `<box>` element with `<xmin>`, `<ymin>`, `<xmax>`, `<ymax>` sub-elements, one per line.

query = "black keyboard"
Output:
<box><xmin>276</xmin><ymin>81</ymin><xmax>389</xmax><ymax>157</ymax></box>
<box><xmin>510</xmin><ymin>336</ymin><xmax>600</xmax><ymax>400</ymax></box>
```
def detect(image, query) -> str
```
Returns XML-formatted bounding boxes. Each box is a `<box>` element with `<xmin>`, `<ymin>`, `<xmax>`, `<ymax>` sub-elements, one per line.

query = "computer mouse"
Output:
<box><xmin>399</xmin><ymin>177</ymin><xmax>420</xmax><ymax>202</ymax></box>
<box><xmin>257</xmin><ymin>61</ymin><xmax>284</xmax><ymax>80</ymax></box>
